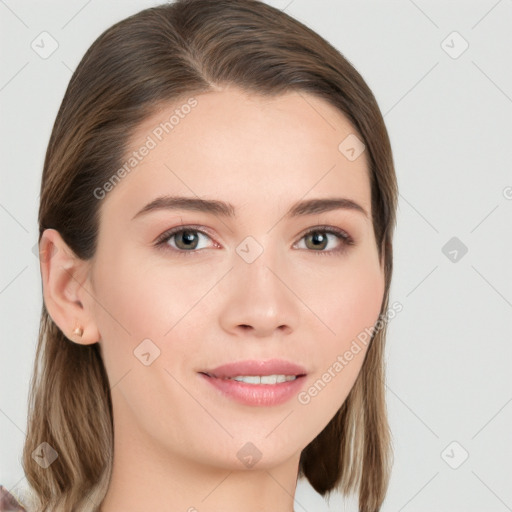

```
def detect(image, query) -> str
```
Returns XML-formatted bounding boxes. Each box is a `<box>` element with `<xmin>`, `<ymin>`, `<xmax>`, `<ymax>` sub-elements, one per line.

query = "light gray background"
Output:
<box><xmin>1</xmin><ymin>1</ymin><xmax>511</xmax><ymax>511</ymax></box>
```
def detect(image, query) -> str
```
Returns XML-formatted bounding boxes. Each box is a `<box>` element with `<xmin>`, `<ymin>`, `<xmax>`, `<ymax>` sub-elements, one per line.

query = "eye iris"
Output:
<box><xmin>305</xmin><ymin>231</ymin><xmax>328</xmax><ymax>250</ymax></box>
<box><xmin>175</xmin><ymin>230</ymin><xmax>198</xmax><ymax>250</ymax></box>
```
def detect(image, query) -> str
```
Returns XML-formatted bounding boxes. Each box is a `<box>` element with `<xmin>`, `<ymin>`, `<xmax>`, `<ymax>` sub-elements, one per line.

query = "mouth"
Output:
<box><xmin>201</xmin><ymin>374</ymin><xmax>302</xmax><ymax>384</ymax></box>
<box><xmin>200</xmin><ymin>358</ymin><xmax>308</xmax><ymax>381</ymax></box>
<box><xmin>198</xmin><ymin>359</ymin><xmax>308</xmax><ymax>406</ymax></box>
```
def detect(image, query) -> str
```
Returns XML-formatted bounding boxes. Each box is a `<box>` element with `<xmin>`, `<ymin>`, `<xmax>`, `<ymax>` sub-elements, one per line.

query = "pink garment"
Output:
<box><xmin>0</xmin><ymin>486</ymin><xmax>26</xmax><ymax>512</ymax></box>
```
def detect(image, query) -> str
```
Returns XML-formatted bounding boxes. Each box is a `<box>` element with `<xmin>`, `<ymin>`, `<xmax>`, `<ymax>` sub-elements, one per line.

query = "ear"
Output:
<box><xmin>39</xmin><ymin>228</ymin><xmax>100</xmax><ymax>345</ymax></box>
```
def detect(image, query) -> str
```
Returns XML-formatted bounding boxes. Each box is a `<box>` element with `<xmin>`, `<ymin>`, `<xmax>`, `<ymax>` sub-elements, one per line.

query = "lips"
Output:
<box><xmin>201</xmin><ymin>358</ymin><xmax>307</xmax><ymax>379</ymax></box>
<box><xmin>199</xmin><ymin>358</ymin><xmax>308</xmax><ymax>406</ymax></box>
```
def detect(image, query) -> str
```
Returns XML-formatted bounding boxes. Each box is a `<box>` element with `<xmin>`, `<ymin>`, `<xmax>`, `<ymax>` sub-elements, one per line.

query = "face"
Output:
<box><xmin>58</xmin><ymin>86</ymin><xmax>385</xmax><ymax>472</ymax></box>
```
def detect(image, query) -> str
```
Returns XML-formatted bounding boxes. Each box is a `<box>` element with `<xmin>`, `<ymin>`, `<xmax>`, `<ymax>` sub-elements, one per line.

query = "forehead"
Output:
<box><xmin>99</xmin><ymin>87</ymin><xmax>371</xmax><ymax>221</ymax></box>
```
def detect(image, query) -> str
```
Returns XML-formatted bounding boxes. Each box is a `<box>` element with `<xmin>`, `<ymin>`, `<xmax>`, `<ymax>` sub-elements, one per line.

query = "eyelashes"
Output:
<box><xmin>293</xmin><ymin>226</ymin><xmax>354</xmax><ymax>255</ymax></box>
<box><xmin>154</xmin><ymin>224</ymin><xmax>355</xmax><ymax>257</ymax></box>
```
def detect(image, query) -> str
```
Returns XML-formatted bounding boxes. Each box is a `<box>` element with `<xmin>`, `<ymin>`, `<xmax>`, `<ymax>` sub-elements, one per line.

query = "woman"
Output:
<box><xmin>5</xmin><ymin>0</ymin><xmax>398</xmax><ymax>510</ymax></box>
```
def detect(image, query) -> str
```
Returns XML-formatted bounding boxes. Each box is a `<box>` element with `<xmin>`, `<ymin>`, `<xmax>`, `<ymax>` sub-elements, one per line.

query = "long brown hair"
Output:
<box><xmin>23</xmin><ymin>1</ymin><xmax>398</xmax><ymax>510</ymax></box>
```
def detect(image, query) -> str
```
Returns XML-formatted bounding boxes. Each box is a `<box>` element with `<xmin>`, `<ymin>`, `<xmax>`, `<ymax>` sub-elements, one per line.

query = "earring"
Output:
<box><xmin>73</xmin><ymin>325</ymin><xmax>84</xmax><ymax>337</ymax></box>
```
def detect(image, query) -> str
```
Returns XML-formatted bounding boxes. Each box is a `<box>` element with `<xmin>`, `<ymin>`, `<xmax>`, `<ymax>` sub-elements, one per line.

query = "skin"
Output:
<box><xmin>40</xmin><ymin>86</ymin><xmax>385</xmax><ymax>512</ymax></box>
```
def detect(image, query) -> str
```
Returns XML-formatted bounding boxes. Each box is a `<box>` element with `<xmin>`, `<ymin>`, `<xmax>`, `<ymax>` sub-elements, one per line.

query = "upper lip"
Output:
<box><xmin>201</xmin><ymin>359</ymin><xmax>308</xmax><ymax>379</ymax></box>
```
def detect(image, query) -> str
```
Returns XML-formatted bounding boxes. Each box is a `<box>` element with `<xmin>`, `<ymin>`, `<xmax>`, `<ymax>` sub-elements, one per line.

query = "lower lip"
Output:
<box><xmin>199</xmin><ymin>373</ymin><xmax>307</xmax><ymax>406</ymax></box>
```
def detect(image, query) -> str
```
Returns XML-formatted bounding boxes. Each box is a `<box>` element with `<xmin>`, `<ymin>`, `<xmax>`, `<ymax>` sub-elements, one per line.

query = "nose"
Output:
<box><xmin>217</xmin><ymin>248</ymin><xmax>301</xmax><ymax>338</ymax></box>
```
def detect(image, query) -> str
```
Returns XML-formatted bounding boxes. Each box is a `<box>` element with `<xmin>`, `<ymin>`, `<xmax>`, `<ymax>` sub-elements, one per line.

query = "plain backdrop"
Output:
<box><xmin>1</xmin><ymin>1</ymin><xmax>511</xmax><ymax>511</ymax></box>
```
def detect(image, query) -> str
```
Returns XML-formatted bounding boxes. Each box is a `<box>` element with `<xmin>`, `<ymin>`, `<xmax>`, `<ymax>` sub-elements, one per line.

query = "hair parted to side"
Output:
<box><xmin>23</xmin><ymin>1</ymin><xmax>398</xmax><ymax>511</ymax></box>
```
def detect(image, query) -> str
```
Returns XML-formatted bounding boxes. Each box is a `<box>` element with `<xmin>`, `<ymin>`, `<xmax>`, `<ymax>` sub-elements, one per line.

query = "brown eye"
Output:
<box><xmin>304</xmin><ymin>231</ymin><xmax>329</xmax><ymax>250</ymax></box>
<box><xmin>295</xmin><ymin>226</ymin><xmax>354</xmax><ymax>255</ymax></box>
<box><xmin>155</xmin><ymin>226</ymin><xmax>215</xmax><ymax>254</ymax></box>
<box><xmin>154</xmin><ymin>224</ymin><xmax>354</xmax><ymax>257</ymax></box>
<box><xmin>174</xmin><ymin>230</ymin><xmax>201</xmax><ymax>250</ymax></box>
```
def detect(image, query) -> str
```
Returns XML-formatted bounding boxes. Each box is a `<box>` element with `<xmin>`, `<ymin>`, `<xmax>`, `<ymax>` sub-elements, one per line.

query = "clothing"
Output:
<box><xmin>0</xmin><ymin>486</ymin><xmax>26</xmax><ymax>512</ymax></box>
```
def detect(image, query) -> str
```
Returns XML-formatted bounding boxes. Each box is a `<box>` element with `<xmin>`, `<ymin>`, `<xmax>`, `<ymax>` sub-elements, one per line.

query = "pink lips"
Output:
<box><xmin>199</xmin><ymin>358</ymin><xmax>308</xmax><ymax>407</ymax></box>
<box><xmin>203</xmin><ymin>358</ymin><xmax>307</xmax><ymax>379</ymax></box>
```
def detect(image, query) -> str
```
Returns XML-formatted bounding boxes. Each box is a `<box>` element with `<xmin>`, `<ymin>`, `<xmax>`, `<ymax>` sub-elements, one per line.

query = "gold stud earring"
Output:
<box><xmin>73</xmin><ymin>325</ymin><xmax>84</xmax><ymax>337</ymax></box>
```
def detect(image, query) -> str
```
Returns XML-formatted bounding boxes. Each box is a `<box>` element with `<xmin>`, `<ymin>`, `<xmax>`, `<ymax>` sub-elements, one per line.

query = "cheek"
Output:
<box><xmin>303</xmin><ymin>251</ymin><xmax>385</xmax><ymax>350</ymax></box>
<box><xmin>89</xmin><ymin>254</ymin><xmax>164</xmax><ymax>377</ymax></box>
<box><xmin>333</xmin><ymin>271</ymin><xmax>384</xmax><ymax>342</ymax></box>
<box><xmin>90</xmin><ymin>249</ymin><xmax>210</xmax><ymax>380</ymax></box>
<box><xmin>294</xmin><ymin>256</ymin><xmax>384</xmax><ymax>429</ymax></box>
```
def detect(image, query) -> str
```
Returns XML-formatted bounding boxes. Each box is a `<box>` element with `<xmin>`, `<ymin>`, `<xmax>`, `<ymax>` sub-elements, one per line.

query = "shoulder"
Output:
<box><xmin>0</xmin><ymin>486</ymin><xmax>26</xmax><ymax>511</ymax></box>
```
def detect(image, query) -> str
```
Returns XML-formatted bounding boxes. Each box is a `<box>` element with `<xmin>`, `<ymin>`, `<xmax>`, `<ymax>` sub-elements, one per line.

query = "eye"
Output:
<box><xmin>154</xmin><ymin>225</ymin><xmax>216</xmax><ymax>254</ymax></box>
<box><xmin>294</xmin><ymin>226</ymin><xmax>354</xmax><ymax>255</ymax></box>
<box><xmin>154</xmin><ymin>224</ymin><xmax>354</xmax><ymax>256</ymax></box>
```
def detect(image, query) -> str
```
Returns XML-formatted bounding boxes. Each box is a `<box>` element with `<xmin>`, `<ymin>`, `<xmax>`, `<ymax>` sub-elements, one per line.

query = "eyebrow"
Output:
<box><xmin>131</xmin><ymin>195</ymin><xmax>369</xmax><ymax>221</ymax></box>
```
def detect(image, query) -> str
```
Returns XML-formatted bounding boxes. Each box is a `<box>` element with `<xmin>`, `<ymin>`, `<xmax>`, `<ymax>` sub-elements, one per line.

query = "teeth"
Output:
<box><xmin>226</xmin><ymin>374</ymin><xmax>297</xmax><ymax>384</ymax></box>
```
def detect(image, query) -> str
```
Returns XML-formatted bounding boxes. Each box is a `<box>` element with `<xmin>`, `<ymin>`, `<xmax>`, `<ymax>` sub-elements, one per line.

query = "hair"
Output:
<box><xmin>22</xmin><ymin>1</ymin><xmax>398</xmax><ymax>511</ymax></box>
